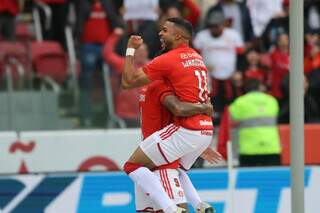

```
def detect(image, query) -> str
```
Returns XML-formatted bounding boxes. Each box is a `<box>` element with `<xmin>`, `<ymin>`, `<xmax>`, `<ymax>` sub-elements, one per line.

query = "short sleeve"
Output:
<box><xmin>157</xmin><ymin>83</ymin><xmax>173</xmax><ymax>104</ymax></box>
<box><xmin>160</xmin><ymin>91</ymin><xmax>174</xmax><ymax>104</ymax></box>
<box><xmin>142</xmin><ymin>55</ymin><xmax>169</xmax><ymax>81</ymax></box>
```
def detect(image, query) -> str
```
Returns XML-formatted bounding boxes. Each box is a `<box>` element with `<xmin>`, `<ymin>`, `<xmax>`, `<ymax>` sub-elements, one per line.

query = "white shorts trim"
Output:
<box><xmin>140</xmin><ymin>124</ymin><xmax>212</xmax><ymax>170</ymax></box>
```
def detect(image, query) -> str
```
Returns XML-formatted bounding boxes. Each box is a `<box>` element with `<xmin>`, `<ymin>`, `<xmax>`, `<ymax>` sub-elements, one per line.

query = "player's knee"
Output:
<box><xmin>123</xmin><ymin>161</ymin><xmax>143</xmax><ymax>175</ymax></box>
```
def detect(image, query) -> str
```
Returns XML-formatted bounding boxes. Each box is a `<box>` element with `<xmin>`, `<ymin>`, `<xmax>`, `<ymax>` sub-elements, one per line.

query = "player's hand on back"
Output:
<box><xmin>128</xmin><ymin>35</ymin><xmax>144</xmax><ymax>49</ymax></box>
<box><xmin>202</xmin><ymin>101</ymin><xmax>214</xmax><ymax>117</ymax></box>
<box><xmin>200</xmin><ymin>148</ymin><xmax>223</xmax><ymax>164</ymax></box>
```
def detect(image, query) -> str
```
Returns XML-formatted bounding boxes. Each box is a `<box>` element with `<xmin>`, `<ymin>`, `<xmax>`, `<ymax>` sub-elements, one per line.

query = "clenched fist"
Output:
<box><xmin>127</xmin><ymin>35</ymin><xmax>144</xmax><ymax>49</ymax></box>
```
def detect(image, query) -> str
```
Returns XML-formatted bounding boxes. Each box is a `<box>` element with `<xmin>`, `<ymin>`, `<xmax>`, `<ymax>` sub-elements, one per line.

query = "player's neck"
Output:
<box><xmin>172</xmin><ymin>41</ymin><xmax>189</xmax><ymax>49</ymax></box>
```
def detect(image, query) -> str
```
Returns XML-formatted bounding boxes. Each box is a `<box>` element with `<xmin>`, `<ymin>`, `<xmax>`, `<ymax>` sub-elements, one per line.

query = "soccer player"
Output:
<box><xmin>122</xmin><ymin>18</ymin><xmax>213</xmax><ymax>213</ymax></box>
<box><xmin>136</xmin><ymin>79</ymin><xmax>221</xmax><ymax>212</ymax></box>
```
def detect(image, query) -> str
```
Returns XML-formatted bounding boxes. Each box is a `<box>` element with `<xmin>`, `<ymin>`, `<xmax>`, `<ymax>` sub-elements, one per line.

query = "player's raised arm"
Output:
<box><xmin>121</xmin><ymin>35</ymin><xmax>151</xmax><ymax>89</ymax></box>
<box><xmin>163</xmin><ymin>95</ymin><xmax>213</xmax><ymax>117</ymax></box>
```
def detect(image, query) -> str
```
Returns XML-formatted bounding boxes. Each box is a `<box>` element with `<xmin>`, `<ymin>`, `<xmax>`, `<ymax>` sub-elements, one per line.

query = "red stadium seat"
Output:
<box><xmin>115</xmin><ymin>88</ymin><xmax>140</xmax><ymax>120</ymax></box>
<box><xmin>0</xmin><ymin>41</ymin><xmax>29</xmax><ymax>84</ymax></box>
<box><xmin>31</xmin><ymin>41</ymin><xmax>68</xmax><ymax>84</ymax></box>
<box><xmin>15</xmin><ymin>23</ymin><xmax>35</xmax><ymax>42</ymax></box>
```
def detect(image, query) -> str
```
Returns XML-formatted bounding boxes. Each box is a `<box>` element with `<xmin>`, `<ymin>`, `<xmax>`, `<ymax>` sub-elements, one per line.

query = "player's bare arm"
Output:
<box><xmin>121</xmin><ymin>35</ymin><xmax>150</xmax><ymax>89</ymax></box>
<box><xmin>163</xmin><ymin>95</ymin><xmax>213</xmax><ymax>117</ymax></box>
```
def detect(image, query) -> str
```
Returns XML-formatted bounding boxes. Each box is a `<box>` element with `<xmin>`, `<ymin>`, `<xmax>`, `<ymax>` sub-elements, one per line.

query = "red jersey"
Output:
<box><xmin>140</xmin><ymin>80</ymin><xmax>173</xmax><ymax>139</ymax></box>
<box><xmin>139</xmin><ymin>80</ymin><xmax>179</xmax><ymax>170</ymax></box>
<box><xmin>143</xmin><ymin>44</ymin><xmax>213</xmax><ymax>130</ymax></box>
<box><xmin>81</xmin><ymin>2</ymin><xmax>111</xmax><ymax>44</ymax></box>
<box><xmin>270</xmin><ymin>47</ymin><xmax>289</xmax><ymax>98</ymax></box>
<box><xmin>0</xmin><ymin>0</ymin><xmax>19</xmax><ymax>16</ymax></box>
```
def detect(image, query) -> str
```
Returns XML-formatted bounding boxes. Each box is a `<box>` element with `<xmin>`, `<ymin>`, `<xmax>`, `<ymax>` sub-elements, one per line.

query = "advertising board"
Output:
<box><xmin>0</xmin><ymin>129</ymin><xmax>140</xmax><ymax>174</ymax></box>
<box><xmin>0</xmin><ymin>167</ymin><xmax>319</xmax><ymax>213</ymax></box>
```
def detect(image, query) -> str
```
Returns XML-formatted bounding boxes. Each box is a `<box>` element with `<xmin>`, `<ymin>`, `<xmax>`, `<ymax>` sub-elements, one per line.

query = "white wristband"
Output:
<box><xmin>126</xmin><ymin>48</ymin><xmax>135</xmax><ymax>56</ymax></box>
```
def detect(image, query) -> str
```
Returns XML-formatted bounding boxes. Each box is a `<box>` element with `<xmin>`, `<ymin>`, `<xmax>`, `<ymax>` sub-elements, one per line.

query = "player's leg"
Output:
<box><xmin>177</xmin><ymin>168</ymin><xmax>201</xmax><ymax>209</ymax></box>
<box><xmin>124</xmin><ymin>158</ymin><xmax>178</xmax><ymax>213</ymax></box>
<box><xmin>177</xmin><ymin>169</ymin><xmax>215</xmax><ymax>213</ymax></box>
<box><xmin>135</xmin><ymin>168</ymin><xmax>189</xmax><ymax>213</ymax></box>
<box><xmin>155</xmin><ymin>169</ymin><xmax>189</xmax><ymax>212</ymax></box>
<box><xmin>177</xmin><ymin>131</ymin><xmax>215</xmax><ymax>213</ymax></box>
<box><xmin>124</xmin><ymin>125</ymin><xmax>183</xmax><ymax>213</ymax></box>
<box><xmin>124</xmin><ymin>124</ymin><xmax>209</xmax><ymax>213</ymax></box>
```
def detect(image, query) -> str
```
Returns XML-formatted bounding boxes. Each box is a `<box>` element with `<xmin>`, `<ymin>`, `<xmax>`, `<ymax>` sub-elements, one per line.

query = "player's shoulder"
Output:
<box><xmin>150</xmin><ymin>51</ymin><xmax>173</xmax><ymax>64</ymax></box>
<box><xmin>149</xmin><ymin>80</ymin><xmax>170</xmax><ymax>92</ymax></box>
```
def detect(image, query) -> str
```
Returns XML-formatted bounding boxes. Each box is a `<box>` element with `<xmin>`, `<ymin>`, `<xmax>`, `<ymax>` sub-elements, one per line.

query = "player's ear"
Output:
<box><xmin>174</xmin><ymin>31</ymin><xmax>183</xmax><ymax>40</ymax></box>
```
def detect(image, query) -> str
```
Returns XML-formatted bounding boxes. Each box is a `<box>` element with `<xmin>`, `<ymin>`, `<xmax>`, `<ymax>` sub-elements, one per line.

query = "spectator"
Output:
<box><xmin>103</xmin><ymin>30</ymin><xmax>149</xmax><ymax>126</ymax></box>
<box><xmin>307</xmin><ymin>66</ymin><xmax>320</xmax><ymax>112</ymax></box>
<box><xmin>123</xmin><ymin>0</ymin><xmax>160</xmax><ymax>57</ymax></box>
<box><xmin>36</xmin><ymin>0</ymin><xmax>69</xmax><ymax>47</ymax></box>
<box><xmin>246</xmin><ymin>0</ymin><xmax>284</xmax><ymax>37</ymax></box>
<box><xmin>278</xmin><ymin>75</ymin><xmax>320</xmax><ymax>123</ymax></box>
<box><xmin>244</xmin><ymin>48</ymin><xmax>267</xmax><ymax>84</ymax></box>
<box><xmin>261</xmin><ymin>0</ymin><xmax>289</xmax><ymax>51</ymax></box>
<box><xmin>103</xmin><ymin>30</ymin><xmax>149</xmax><ymax>74</ymax></box>
<box><xmin>304</xmin><ymin>33</ymin><xmax>320</xmax><ymax>74</ymax></box>
<box><xmin>75</xmin><ymin>0</ymin><xmax>121</xmax><ymax>127</ymax></box>
<box><xmin>269</xmin><ymin>33</ymin><xmax>289</xmax><ymax>100</ymax></box>
<box><xmin>160</xmin><ymin>0</ymin><xmax>215</xmax><ymax>24</ymax></box>
<box><xmin>204</xmin><ymin>0</ymin><xmax>254</xmax><ymax>45</ymax></box>
<box><xmin>305</xmin><ymin>0</ymin><xmax>320</xmax><ymax>34</ymax></box>
<box><xmin>305</xmin><ymin>34</ymin><xmax>320</xmax><ymax>109</ymax></box>
<box><xmin>159</xmin><ymin>0</ymin><xmax>201</xmax><ymax>28</ymax></box>
<box><xmin>193</xmin><ymin>10</ymin><xmax>244</xmax><ymax>115</ymax></box>
<box><xmin>229</xmin><ymin>79</ymin><xmax>281</xmax><ymax>167</ymax></box>
<box><xmin>0</xmin><ymin>0</ymin><xmax>20</xmax><ymax>40</ymax></box>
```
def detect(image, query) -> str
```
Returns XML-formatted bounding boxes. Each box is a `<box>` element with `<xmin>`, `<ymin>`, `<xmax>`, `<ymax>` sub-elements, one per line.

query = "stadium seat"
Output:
<box><xmin>0</xmin><ymin>41</ymin><xmax>29</xmax><ymax>87</ymax></box>
<box><xmin>15</xmin><ymin>23</ymin><xmax>35</xmax><ymax>42</ymax></box>
<box><xmin>31</xmin><ymin>41</ymin><xmax>68</xmax><ymax>84</ymax></box>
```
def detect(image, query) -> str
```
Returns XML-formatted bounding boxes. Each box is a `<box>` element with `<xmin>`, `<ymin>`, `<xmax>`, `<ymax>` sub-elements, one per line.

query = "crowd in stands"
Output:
<box><xmin>1</xmin><ymin>0</ymin><xmax>320</xmax><ymax>128</ymax></box>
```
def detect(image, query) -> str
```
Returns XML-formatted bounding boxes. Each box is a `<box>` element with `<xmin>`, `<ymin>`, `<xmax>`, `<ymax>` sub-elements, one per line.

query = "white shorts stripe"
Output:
<box><xmin>164</xmin><ymin>170</ymin><xmax>174</xmax><ymax>199</ymax></box>
<box><xmin>161</xmin><ymin>126</ymin><xmax>179</xmax><ymax>141</ymax></box>
<box><xmin>159</xmin><ymin>169</ymin><xmax>169</xmax><ymax>198</ymax></box>
<box><xmin>140</xmin><ymin>124</ymin><xmax>212</xmax><ymax>169</ymax></box>
<box><xmin>159</xmin><ymin>124</ymin><xmax>174</xmax><ymax>138</ymax></box>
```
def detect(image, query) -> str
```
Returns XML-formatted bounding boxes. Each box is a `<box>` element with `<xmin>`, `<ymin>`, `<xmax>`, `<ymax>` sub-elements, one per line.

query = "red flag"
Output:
<box><xmin>217</xmin><ymin>106</ymin><xmax>231</xmax><ymax>160</ymax></box>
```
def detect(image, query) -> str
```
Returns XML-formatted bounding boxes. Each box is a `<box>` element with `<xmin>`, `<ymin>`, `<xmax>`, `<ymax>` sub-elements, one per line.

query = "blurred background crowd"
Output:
<box><xmin>0</xmin><ymin>0</ymin><xmax>320</xmax><ymax>130</ymax></box>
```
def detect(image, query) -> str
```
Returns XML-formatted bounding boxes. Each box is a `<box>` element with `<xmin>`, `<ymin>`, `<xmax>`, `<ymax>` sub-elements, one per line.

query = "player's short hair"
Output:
<box><xmin>166</xmin><ymin>17</ymin><xmax>193</xmax><ymax>38</ymax></box>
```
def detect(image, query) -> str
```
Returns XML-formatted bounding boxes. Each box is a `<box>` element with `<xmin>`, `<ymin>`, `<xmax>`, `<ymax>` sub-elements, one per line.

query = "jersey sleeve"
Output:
<box><xmin>160</xmin><ymin>91</ymin><xmax>174</xmax><ymax>104</ymax></box>
<box><xmin>157</xmin><ymin>83</ymin><xmax>174</xmax><ymax>104</ymax></box>
<box><xmin>142</xmin><ymin>55</ymin><xmax>169</xmax><ymax>81</ymax></box>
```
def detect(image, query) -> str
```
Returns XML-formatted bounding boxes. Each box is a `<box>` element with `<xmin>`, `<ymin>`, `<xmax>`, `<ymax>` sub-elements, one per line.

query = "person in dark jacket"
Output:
<box><xmin>37</xmin><ymin>0</ymin><xmax>69</xmax><ymax>45</ymax></box>
<box><xmin>0</xmin><ymin>0</ymin><xmax>20</xmax><ymax>40</ymax></box>
<box><xmin>278</xmin><ymin>74</ymin><xmax>320</xmax><ymax>124</ymax></box>
<box><xmin>260</xmin><ymin>0</ymin><xmax>289</xmax><ymax>51</ymax></box>
<box><xmin>204</xmin><ymin>0</ymin><xmax>255</xmax><ymax>45</ymax></box>
<box><xmin>74</xmin><ymin>0</ymin><xmax>122</xmax><ymax>127</ymax></box>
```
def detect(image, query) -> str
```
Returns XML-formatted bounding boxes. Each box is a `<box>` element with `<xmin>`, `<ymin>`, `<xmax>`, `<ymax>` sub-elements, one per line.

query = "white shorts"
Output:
<box><xmin>140</xmin><ymin>124</ymin><xmax>212</xmax><ymax>170</ymax></box>
<box><xmin>135</xmin><ymin>168</ymin><xmax>187</xmax><ymax>212</ymax></box>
